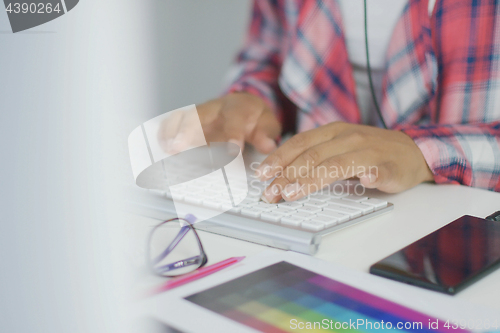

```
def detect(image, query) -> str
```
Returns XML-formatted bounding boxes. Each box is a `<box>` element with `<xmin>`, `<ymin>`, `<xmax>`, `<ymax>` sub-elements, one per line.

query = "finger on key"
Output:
<box><xmin>262</xmin><ymin>135</ymin><xmax>360</xmax><ymax>198</ymax></box>
<box><xmin>276</xmin><ymin>151</ymin><xmax>379</xmax><ymax>202</ymax></box>
<box><xmin>158</xmin><ymin>110</ymin><xmax>184</xmax><ymax>153</ymax></box>
<box><xmin>222</xmin><ymin>94</ymin><xmax>265</xmax><ymax>151</ymax></box>
<box><xmin>255</xmin><ymin>124</ymin><xmax>339</xmax><ymax>181</ymax></box>
<box><xmin>159</xmin><ymin>102</ymin><xmax>219</xmax><ymax>154</ymax></box>
<box><xmin>248</xmin><ymin>111</ymin><xmax>281</xmax><ymax>154</ymax></box>
<box><xmin>170</xmin><ymin>109</ymin><xmax>208</xmax><ymax>153</ymax></box>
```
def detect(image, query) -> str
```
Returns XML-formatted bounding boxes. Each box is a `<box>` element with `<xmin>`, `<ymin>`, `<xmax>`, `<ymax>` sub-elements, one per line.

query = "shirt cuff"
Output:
<box><xmin>400</xmin><ymin>128</ymin><xmax>463</xmax><ymax>185</ymax></box>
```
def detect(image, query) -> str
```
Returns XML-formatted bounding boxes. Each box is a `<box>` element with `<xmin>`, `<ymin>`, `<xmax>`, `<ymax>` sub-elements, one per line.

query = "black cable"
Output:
<box><xmin>486</xmin><ymin>211</ymin><xmax>500</xmax><ymax>222</ymax></box>
<box><xmin>364</xmin><ymin>0</ymin><xmax>388</xmax><ymax>129</ymax></box>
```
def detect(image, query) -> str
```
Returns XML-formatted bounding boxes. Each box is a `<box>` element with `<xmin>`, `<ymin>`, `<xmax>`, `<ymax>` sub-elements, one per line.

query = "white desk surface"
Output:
<box><xmin>127</xmin><ymin>183</ymin><xmax>500</xmax><ymax>316</ymax></box>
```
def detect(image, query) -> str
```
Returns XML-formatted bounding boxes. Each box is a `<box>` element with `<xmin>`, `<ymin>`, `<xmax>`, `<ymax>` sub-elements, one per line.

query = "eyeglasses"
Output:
<box><xmin>146</xmin><ymin>214</ymin><xmax>208</xmax><ymax>277</ymax></box>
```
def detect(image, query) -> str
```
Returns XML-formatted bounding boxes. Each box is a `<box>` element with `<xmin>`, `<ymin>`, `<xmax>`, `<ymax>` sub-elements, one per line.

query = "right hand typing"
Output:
<box><xmin>158</xmin><ymin>92</ymin><xmax>281</xmax><ymax>155</ymax></box>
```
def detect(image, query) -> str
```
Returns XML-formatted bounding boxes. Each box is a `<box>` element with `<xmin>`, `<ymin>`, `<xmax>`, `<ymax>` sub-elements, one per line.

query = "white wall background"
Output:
<box><xmin>155</xmin><ymin>0</ymin><xmax>251</xmax><ymax>113</ymax></box>
<box><xmin>0</xmin><ymin>1</ymin><xmax>253</xmax><ymax>332</ymax></box>
<box><xmin>0</xmin><ymin>1</ymin><xmax>157</xmax><ymax>332</ymax></box>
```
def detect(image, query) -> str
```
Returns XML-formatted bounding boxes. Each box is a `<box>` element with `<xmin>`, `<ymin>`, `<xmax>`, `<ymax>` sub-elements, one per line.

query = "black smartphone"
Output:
<box><xmin>370</xmin><ymin>215</ymin><xmax>500</xmax><ymax>295</ymax></box>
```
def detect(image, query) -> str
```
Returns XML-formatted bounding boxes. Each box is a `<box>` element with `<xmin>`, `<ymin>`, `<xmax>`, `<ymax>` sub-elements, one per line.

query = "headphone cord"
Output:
<box><xmin>363</xmin><ymin>0</ymin><xmax>388</xmax><ymax>129</ymax></box>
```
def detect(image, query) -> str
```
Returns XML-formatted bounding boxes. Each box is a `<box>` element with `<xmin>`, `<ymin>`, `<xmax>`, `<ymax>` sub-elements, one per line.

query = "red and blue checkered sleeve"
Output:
<box><xmin>223</xmin><ymin>0</ymin><xmax>284</xmax><ymax>115</ymax></box>
<box><xmin>400</xmin><ymin>122</ymin><xmax>500</xmax><ymax>192</ymax></box>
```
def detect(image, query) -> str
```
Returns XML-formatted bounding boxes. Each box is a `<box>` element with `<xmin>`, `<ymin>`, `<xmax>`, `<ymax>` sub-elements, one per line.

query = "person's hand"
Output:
<box><xmin>158</xmin><ymin>92</ymin><xmax>281</xmax><ymax>154</ymax></box>
<box><xmin>256</xmin><ymin>122</ymin><xmax>434</xmax><ymax>203</ymax></box>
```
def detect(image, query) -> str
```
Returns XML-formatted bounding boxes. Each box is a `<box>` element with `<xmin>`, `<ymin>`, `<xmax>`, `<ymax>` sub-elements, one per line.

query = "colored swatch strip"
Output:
<box><xmin>185</xmin><ymin>262</ymin><xmax>470</xmax><ymax>333</ymax></box>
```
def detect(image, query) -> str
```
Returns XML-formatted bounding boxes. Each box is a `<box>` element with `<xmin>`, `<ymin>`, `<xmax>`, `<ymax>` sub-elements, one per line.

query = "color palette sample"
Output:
<box><xmin>185</xmin><ymin>262</ymin><xmax>469</xmax><ymax>333</ymax></box>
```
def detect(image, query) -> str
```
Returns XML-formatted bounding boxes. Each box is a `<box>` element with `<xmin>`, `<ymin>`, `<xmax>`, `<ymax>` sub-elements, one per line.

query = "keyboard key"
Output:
<box><xmin>256</xmin><ymin>202</ymin><xmax>278</xmax><ymax>210</ymax></box>
<box><xmin>308</xmin><ymin>194</ymin><xmax>332</xmax><ymax>202</ymax></box>
<box><xmin>260</xmin><ymin>212</ymin><xmax>283</xmax><ymax>223</ymax></box>
<box><xmin>328</xmin><ymin>199</ymin><xmax>374</xmax><ymax>214</ymax></box>
<box><xmin>310</xmin><ymin>216</ymin><xmax>338</xmax><ymax>228</ymax></box>
<box><xmin>241</xmin><ymin>208</ymin><xmax>261</xmax><ymax>218</ymax></box>
<box><xmin>203</xmin><ymin>200</ymin><xmax>222</xmax><ymax>209</ymax></box>
<box><xmin>292</xmin><ymin>212</ymin><xmax>316</xmax><ymax>220</ymax></box>
<box><xmin>328</xmin><ymin>191</ymin><xmax>349</xmax><ymax>198</ymax></box>
<box><xmin>297</xmin><ymin>206</ymin><xmax>322</xmax><ymax>214</ymax></box>
<box><xmin>343</xmin><ymin>195</ymin><xmax>368</xmax><ymax>202</ymax></box>
<box><xmin>229</xmin><ymin>206</ymin><xmax>242</xmax><ymax>213</ymax></box>
<box><xmin>203</xmin><ymin>189</ymin><xmax>223</xmax><ymax>197</ymax></box>
<box><xmin>317</xmin><ymin>210</ymin><xmax>350</xmax><ymax>222</ymax></box>
<box><xmin>220</xmin><ymin>203</ymin><xmax>233</xmax><ymax>211</ymax></box>
<box><xmin>171</xmin><ymin>186</ymin><xmax>188</xmax><ymax>194</ymax></box>
<box><xmin>324</xmin><ymin>204</ymin><xmax>362</xmax><ymax>218</ymax></box>
<box><xmin>271</xmin><ymin>208</ymin><xmax>296</xmax><ymax>216</ymax></box>
<box><xmin>281</xmin><ymin>216</ymin><xmax>303</xmax><ymax>227</ymax></box>
<box><xmin>184</xmin><ymin>196</ymin><xmax>204</xmax><ymax>205</ymax></box>
<box><xmin>362</xmin><ymin>198</ymin><xmax>388</xmax><ymax>209</ymax></box>
<box><xmin>240</xmin><ymin>199</ymin><xmax>259</xmax><ymax>207</ymax></box>
<box><xmin>303</xmin><ymin>200</ymin><xmax>328</xmax><ymax>208</ymax></box>
<box><xmin>185</xmin><ymin>186</ymin><xmax>204</xmax><ymax>194</ymax></box>
<box><xmin>253</xmin><ymin>206</ymin><xmax>275</xmax><ymax>212</ymax></box>
<box><xmin>212</xmin><ymin>184</ymin><xmax>228</xmax><ymax>191</ymax></box>
<box><xmin>278</xmin><ymin>202</ymin><xmax>303</xmax><ymax>210</ymax></box>
<box><xmin>171</xmin><ymin>193</ymin><xmax>185</xmax><ymax>201</ymax></box>
<box><xmin>197</xmin><ymin>192</ymin><xmax>217</xmax><ymax>201</ymax></box>
<box><xmin>301</xmin><ymin>220</ymin><xmax>325</xmax><ymax>231</ymax></box>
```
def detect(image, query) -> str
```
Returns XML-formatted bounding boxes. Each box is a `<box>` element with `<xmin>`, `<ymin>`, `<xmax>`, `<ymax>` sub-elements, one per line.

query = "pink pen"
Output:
<box><xmin>145</xmin><ymin>256</ymin><xmax>245</xmax><ymax>297</ymax></box>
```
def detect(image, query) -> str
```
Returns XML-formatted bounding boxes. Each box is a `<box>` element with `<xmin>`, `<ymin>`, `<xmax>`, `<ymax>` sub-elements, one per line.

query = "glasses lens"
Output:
<box><xmin>148</xmin><ymin>219</ymin><xmax>204</xmax><ymax>277</ymax></box>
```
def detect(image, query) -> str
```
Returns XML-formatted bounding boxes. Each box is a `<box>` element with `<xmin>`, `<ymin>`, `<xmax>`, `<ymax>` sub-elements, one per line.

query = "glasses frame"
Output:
<box><xmin>146</xmin><ymin>217</ymin><xmax>208</xmax><ymax>277</ymax></box>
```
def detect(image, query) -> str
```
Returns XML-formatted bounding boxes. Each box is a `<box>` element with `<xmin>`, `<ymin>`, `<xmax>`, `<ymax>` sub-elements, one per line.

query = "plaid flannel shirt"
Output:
<box><xmin>225</xmin><ymin>0</ymin><xmax>500</xmax><ymax>192</ymax></box>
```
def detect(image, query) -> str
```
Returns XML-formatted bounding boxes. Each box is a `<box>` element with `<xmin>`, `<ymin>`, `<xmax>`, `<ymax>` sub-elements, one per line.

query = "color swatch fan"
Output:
<box><xmin>186</xmin><ymin>262</ymin><xmax>470</xmax><ymax>333</ymax></box>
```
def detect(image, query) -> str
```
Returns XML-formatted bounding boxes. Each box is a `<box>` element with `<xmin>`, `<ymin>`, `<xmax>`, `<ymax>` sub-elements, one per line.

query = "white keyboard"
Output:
<box><xmin>151</xmin><ymin>176</ymin><xmax>392</xmax><ymax>234</ymax></box>
<box><xmin>129</xmin><ymin>156</ymin><xmax>393</xmax><ymax>254</ymax></box>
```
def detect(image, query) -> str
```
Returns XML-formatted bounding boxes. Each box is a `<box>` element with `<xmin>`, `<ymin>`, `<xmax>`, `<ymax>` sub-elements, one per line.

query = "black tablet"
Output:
<box><xmin>370</xmin><ymin>215</ymin><xmax>500</xmax><ymax>295</ymax></box>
